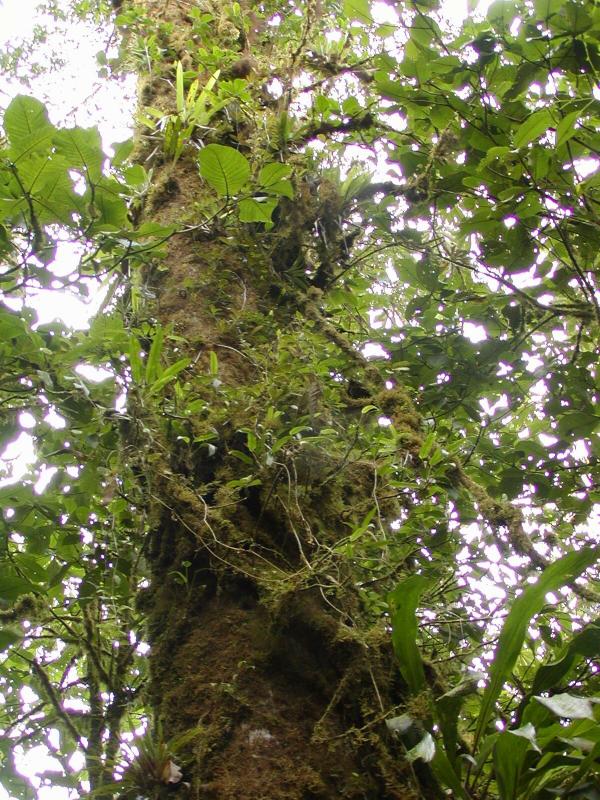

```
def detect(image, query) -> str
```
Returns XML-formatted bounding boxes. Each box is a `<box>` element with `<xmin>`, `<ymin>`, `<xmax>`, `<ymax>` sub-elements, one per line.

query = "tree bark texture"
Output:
<box><xmin>125</xmin><ymin>1</ymin><xmax>431</xmax><ymax>796</ymax></box>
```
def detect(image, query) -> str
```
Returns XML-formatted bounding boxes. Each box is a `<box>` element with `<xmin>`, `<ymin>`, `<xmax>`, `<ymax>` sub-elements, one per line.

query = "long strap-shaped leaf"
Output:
<box><xmin>388</xmin><ymin>574</ymin><xmax>428</xmax><ymax>695</ymax></box>
<box><xmin>474</xmin><ymin>547</ymin><xmax>599</xmax><ymax>748</ymax></box>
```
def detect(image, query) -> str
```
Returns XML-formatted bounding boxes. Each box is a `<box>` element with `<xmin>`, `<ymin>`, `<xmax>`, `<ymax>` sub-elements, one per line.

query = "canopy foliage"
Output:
<box><xmin>0</xmin><ymin>0</ymin><xmax>599</xmax><ymax>797</ymax></box>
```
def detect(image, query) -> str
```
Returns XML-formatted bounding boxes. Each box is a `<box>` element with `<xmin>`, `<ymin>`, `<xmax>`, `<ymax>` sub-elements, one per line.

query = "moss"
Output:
<box><xmin>139</xmin><ymin>75</ymin><xmax>160</xmax><ymax>105</ymax></box>
<box><xmin>124</xmin><ymin>5</ymin><xmax>424</xmax><ymax>790</ymax></box>
<box><xmin>146</xmin><ymin>173</ymin><xmax>180</xmax><ymax>214</ymax></box>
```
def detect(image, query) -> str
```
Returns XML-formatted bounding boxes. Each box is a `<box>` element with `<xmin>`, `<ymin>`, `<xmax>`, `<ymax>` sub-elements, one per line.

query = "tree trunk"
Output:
<box><xmin>122</xmin><ymin>1</ymin><xmax>431</xmax><ymax>797</ymax></box>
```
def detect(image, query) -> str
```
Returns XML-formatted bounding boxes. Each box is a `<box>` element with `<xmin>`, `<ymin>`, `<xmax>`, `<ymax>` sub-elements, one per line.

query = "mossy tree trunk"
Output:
<box><xmin>123</xmin><ymin>1</ymin><xmax>437</xmax><ymax>797</ymax></box>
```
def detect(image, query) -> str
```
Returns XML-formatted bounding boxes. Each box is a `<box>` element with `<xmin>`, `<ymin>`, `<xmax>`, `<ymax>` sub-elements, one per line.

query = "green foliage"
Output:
<box><xmin>0</xmin><ymin>0</ymin><xmax>599</xmax><ymax>797</ymax></box>
<box><xmin>197</xmin><ymin>143</ymin><xmax>250</xmax><ymax>197</ymax></box>
<box><xmin>474</xmin><ymin>549</ymin><xmax>600</xmax><ymax>749</ymax></box>
<box><xmin>0</xmin><ymin>88</ymin><xmax>170</xmax><ymax>799</ymax></box>
<box><xmin>388</xmin><ymin>552</ymin><xmax>600</xmax><ymax>798</ymax></box>
<box><xmin>140</xmin><ymin>63</ymin><xmax>232</xmax><ymax>161</ymax></box>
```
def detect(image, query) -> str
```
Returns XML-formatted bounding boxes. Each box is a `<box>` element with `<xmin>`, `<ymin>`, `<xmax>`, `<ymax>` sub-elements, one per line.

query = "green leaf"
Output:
<box><xmin>122</xmin><ymin>164</ymin><xmax>147</xmax><ymax>188</ymax></box>
<box><xmin>557</xmin><ymin>411</ymin><xmax>600</xmax><ymax>439</ymax></box>
<box><xmin>436</xmin><ymin>673</ymin><xmax>484</xmax><ymax>766</ymax></box>
<box><xmin>494</xmin><ymin>725</ymin><xmax>539</xmax><ymax>800</ymax></box>
<box><xmin>198</xmin><ymin>144</ymin><xmax>250</xmax><ymax>196</ymax></box>
<box><xmin>145</xmin><ymin>326</ymin><xmax>165</xmax><ymax>383</ymax></box>
<box><xmin>238</xmin><ymin>197</ymin><xmax>278</xmax><ymax>223</ymax></box>
<box><xmin>147</xmin><ymin>375</ymin><xmax>177</xmax><ymax>396</ymax></box>
<box><xmin>349</xmin><ymin>507</ymin><xmax>376</xmax><ymax>540</ymax></box>
<box><xmin>258</xmin><ymin>163</ymin><xmax>294</xmax><ymax>198</ymax></box>
<box><xmin>534</xmin><ymin>0</ymin><xmax>563</xmax><ymax>17</ymax></box>
<box><xmin>0</xmin><ymin>570</ymin><xmax>34</xmax><ymax>603</ymax></box>
<box><xmin>160</xmin><ymin>357</ymin><xmax>190</xmax><ymax>381</ymax></box>
<box><xmin>534</xmin><ymin>693</ymin><xmax>596</xmax><ymax>720</ymax></box>
<box><xmin>147</xmin><ymin>357</ymin><xmax>190</xmax><ymax>395</ymax></box>
<box><xmin>129</xmin><ymin>336</ymin><xmax>144</xmax><ymax>383</ymax></box>
<box><xmin>3</xmin><ymin>95</ymin><xmax>53</xmax><ymax>158</ymax></box>
<box><xmin>53</xmin><ymin>126</ymin><xmax>104</xmax><ymax>181</ymax></box>
<box><xmin>388</xmin><ymin>575</ymin><xmax>428</xmax><ymax>694</ymax></box>
<box><xmin>474</xmin><ymin>547</ymin><xmax>600</xmax><ymax>747</ymax></box>
<box><xmin>532</xmin><ymin>623</ymin><xmax>600</xmax><ymax>694</ymax></box>
<box><xmin>556</xmin><ymin>110</ymin><xmax>581</xmax><ymax>147</ymax></box>
<box><xmin>176</xmin><ymin>61</ymin><xmax>185</xmax><ymax>114</ymax></box>
<box><xmin>431</xmin><ymin>747</ymin><xmax>469</xmax><ymax>800</ymax></box>
<box><xmin>343</xmin><ymin>0</ymin><xmax>372</xmax><ymax>23</ymax></box>
<box><xmin>418</xmin><ymin>431</ymin><xmax>436</xmax><ymax>460</ymax></box>
<box><xmin>513</xmin><ymin>110</ymin><xmax>553</xmax><ymax>148</ymax></box>
<box><xmin>0</xmin><ymin>627</ymin><xmax>23</xmax><ymax>652</ymax></box>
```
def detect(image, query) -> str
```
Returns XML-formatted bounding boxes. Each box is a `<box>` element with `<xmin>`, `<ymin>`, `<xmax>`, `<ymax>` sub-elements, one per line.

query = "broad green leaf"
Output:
<box><xmin>238</xmin><ymin>197</ymin><xmax>278</xmax><ymax>223</ymax></box>
<box><xmin>0</xmin><ymin>571</ymin><xmax>35</xmax><ymax>603</ymax></box>
<box><xmin>3</xmin><ymin>95</ymin><xmax>53</xmax><ymax>159</ymax></box>
<box><xmin>53</xmin><ymin>127</ymin><xmax>104</xmax><ymax>180</ymax></box>
<box><xmin>494</xmin><ymin>725</ymin><xmax>539</xmax><ymax>800</ymax></box>
<box><xmin>93</xmin><ymin>176</ymin><xmax>130</xmax><ymax>228</ymax></box>
<box><xmin>122</xmin><ymin>164</ymin><xmax>147</xmax><ymax>188</ymax></box>
<box><xmin>557</xmin><ymin>411</ymin><xmax>600</xmax><ymax>439</ymax></box>
<box><xmin>198</xmin><ymin>144</ymin><xmax>250</xmax><ymax>196</ymax></box>
<box><xmin>534</xmin><ymin>693</ymin><xmax>596</xmax><ymax>720</ymax></box>
<box><xmin>0</xmin><ymin>157</ymin><xmax>74</xmax><ymax>226</ymax></box>
<box><xmin>88</xmin><ymin>312</ymin><xmax>127</xmax><ymax>349</ymax></box>
<box><xmin>388</xmin><ymin>575</ymin><xmax>428</xmax><ymax>694</ymax></box>
<box><xmin>343</xmin><ymin>0</ymin><xmax>372</xmax><ymax>24</ymax></box>
<box><xmin>474</xmin><ymin>547</ymin><xmax>599</xmax><ymax>746</ymax></box>
<box><xmin>133</xmin><ymin>221</ymin><xmax>176</xmax><ymax>238</ymax></box>
<box><xmin>258</xmin><ymin>163</ymin><xmax>291</xmax><ymax>188</ymax></box>
<box><xmin>513</xmin><ymin>110</ymin><xmax>553</xmax><ymax>148</ymax></box>
<box><xmin>534</xmin><ymin>0</ymin><xmax>563</xmax><ymax>17</ymax></box>
<box><xmin>111</xmin><ymin>137</ymin><xmax>134</xmax><ymax>166</ymax></box>
<box><xmin>258</xmin><ymin>163</ymin><xmax>294</xmax><ymax>198</ymax></box>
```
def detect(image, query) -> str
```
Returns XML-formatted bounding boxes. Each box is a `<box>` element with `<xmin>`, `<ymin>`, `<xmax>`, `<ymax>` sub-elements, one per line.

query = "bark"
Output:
<box><xmin>123</xmin><ymin>1</ymin><xmax>433</xmax><ymax>797</ymax></box>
